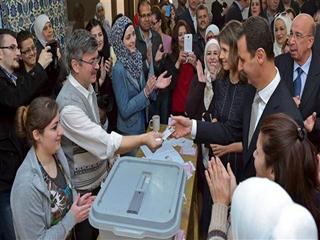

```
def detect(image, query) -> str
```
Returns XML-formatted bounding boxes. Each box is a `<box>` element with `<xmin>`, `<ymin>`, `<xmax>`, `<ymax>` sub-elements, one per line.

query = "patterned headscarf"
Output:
<box><xmin>34</xmin><ymin>14</ymin><xmax>51</xmax><ymax>47</ymax></box>
<box><xmin>110</xmin><ymin>16</ymin><xmax>143</xmax><ymax>80</ymax></box>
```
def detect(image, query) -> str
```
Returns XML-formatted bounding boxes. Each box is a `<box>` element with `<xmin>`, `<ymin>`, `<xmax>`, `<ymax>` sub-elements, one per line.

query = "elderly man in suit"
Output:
<box><xmin>170</xmin><ymin>16</ymin><xmax>302</xmax><ymax>181</ymax></box>
<box><xmin>275</xmin><ymin>14</ymin><xmax>320</xmax><ymax>147</ymax></box>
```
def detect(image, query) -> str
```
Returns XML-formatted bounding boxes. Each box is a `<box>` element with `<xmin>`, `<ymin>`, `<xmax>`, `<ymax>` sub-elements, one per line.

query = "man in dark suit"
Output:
<box><xmin>225</xmin><ymin>0</ymin><xmax>249</xmax><ymax>23</ymax></box>
<box><xmin>0</xmin><ymin>29</ymin><xmax>50</xmax><ymax>240</ymax></box>
<box><xmin>171</xmin><ymin>16</ymin><xmax>302</xmax><ymax>180</ymax></box>
<box><xmin>176</xmin><ymin>0</ymin><xmax>199</xmax><ymax>34</ymax></box>
<box><xmin>275</xmin><ymin>14</ymin><xmax>320</xmax><ymax>147</ymax></box>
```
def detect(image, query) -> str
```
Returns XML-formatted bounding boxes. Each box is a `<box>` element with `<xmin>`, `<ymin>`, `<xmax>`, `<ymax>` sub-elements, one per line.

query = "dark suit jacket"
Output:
<box><xmin>275</xmin><ymin>52</ymin><xmax>320</xmax><ymax>120</ymax></box>
<box><xmin>275</xmin><ymin>52</ymin><xmax>320</xmax><ymax>147</ymax></box>
<box><xmin>135</xmin><ymin>27</ymin><xmax>163</xmax><ymax>79</ymax></box>
<box><xmin>225</xmin><ymin>1</ymin><xmax>243</xmax><ymax>23</ymax></box>
<box><xmin>241</xmin><ymin>81</ymin><xmax>302</xmax><ymax>180</ymax></box>
<box><xmin>0</xmin><ymin>64</ymin><xmax>48</xmax><ymax>191</ymax></box>
<box><xmin>176</xmin><ymin>8</ymin><xmax>196</xmax><ymax>34</ymax></box>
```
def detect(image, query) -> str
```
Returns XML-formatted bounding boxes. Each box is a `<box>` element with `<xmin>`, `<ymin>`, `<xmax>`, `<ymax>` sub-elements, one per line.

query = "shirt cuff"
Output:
<box><xmin>191</xmin><ymin>119</ymin><xmax>197</xmax><ymax>139</ymax></box>
<box><xmin>110</xmin><ymin>131</ymin><xmax>123</xmax><ymax>152</ymax></box>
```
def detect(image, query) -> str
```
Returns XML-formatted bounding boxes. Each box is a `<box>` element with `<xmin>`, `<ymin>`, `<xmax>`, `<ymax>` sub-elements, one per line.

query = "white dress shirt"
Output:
<box><xmin>293</xmin><ymin>53</ymin><xmax>312</xmax><ymax>97</ymax></box>
<box><xmin>60</xmin><ymin>74</ymin><xmax>122</xmax><ymax>160</ymax></box>
<box><xmin>191</xmin><ymin>68</ymin><xmax>281</xmax><ymax>138</ymax></box>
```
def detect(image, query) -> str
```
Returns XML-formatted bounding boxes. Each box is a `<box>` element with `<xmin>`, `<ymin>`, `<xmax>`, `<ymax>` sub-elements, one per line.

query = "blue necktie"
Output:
<box><xmin>294</xmin><ymin>67</ymin><xmax>303</xmax><ymax>97</ymax></box>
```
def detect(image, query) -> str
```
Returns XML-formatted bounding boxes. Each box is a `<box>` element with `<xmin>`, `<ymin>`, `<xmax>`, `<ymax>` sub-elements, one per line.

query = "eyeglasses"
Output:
<box><xmin>289</xmin><ymin>31</ymin><xmax>312</xmax><ymax>40</ymax></box>
<box><xmin>140</xmin><ymin>13</ymin><xmax>151</xmax><ymax>19</ymax></box>
<box><xmin>79</xmin><ymin>57</ymin><xmax>101</xmax><ymax>67</ymax></box>
<box><xmin>21</xmin><ymin>45</ymin><xmax>36</xmax><ymax>55</ymax></box>
<box><xmin>0</xmin><ymin>45</ymin><xmax>19</xmax><ymax>51</ymax></box>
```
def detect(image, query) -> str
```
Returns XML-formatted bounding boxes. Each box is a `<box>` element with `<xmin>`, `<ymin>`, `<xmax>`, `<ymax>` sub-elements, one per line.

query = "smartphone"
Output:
<box><xmin>165</xmin><ymin>4</ymin><xmax>171</xmax><ymax>17</ymax></box>
<box><xmin>184</xmin><ymin>34</ymin><xmax>193</xmax><ymax>53</ymax></box>
<box><xmin>46</xmin><ymin>40</ymin><xmax>57</xmax><ymax>56</ymax></box>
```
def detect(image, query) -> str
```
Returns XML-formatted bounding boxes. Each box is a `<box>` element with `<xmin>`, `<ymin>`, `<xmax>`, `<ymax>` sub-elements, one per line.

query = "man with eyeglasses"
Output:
<box><xmin>275</xmin><ymin>14</ymin><xmax>320</xmax><ymax>148</ymax></box>
<box><xmin>56</xmin><ymin>29</ymin><xmax>163</xmax><ymax>240</ymax></box>
<box><xmin>0</xmin><ymin>29</ymin><xmax>51</xmax><ymax>240</ymax></box>
<box><xmin>16</xmin><ymin>30</ymin><xmax>60</xmax><ymax>97</ymax></box>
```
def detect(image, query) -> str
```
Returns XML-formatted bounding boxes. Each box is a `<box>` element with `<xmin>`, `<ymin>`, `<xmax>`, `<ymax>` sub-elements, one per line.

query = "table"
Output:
<box><xmin>136</xmin><ymin>125</ymin><xmax>199</xmax><ymax>240</ymax></box>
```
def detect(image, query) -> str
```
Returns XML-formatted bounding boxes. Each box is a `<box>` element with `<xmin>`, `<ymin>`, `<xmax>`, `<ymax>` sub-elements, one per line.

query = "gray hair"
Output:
<box><xmin>65</xmin><ymin>29</ymin><xmax>98</xmax><ymax>73</ymax></box>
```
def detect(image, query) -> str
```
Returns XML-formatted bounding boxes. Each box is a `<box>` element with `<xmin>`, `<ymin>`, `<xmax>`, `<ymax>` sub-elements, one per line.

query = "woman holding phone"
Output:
<box><xmin>170</xmin><ymin>20</ymin><xmax>197</xmax><ymax>116</ymax></box>
<box><xmin>11</xmin><ymin>97</ymin><xmax>95</xmax><ymax>239</ymax></box>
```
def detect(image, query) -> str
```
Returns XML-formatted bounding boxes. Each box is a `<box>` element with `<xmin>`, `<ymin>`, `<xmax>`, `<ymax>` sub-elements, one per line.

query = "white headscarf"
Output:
<box><xmin>273</xmin><ymin>14</ymin><xmax>292</xmax><ymax>56</ymax></box>
<box><xmin>205</xmin><ymin>24</ymin><xmax>220</xmax><ymax>40</ymax></box>
<box><xmin>272</xmin><ymin>203</ymin><xmax>318</xmax><ymax>239</ymax></box>
<box><xmin>34</xmin><ymin>14</ymin><xmax>50</xmax><ymax>47</ymax></box>
<box><xmin>231</xmin><ymin>177</ymin><xmax>293</xmax><ymax>239</ymax></box>
<box><xmin>203</xmin><ymin>39</ymin><xmax>220</xmax><ymax>111</ymax></box>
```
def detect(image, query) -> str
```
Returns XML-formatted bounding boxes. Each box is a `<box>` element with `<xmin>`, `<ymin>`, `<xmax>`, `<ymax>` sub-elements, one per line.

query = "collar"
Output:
<box><xmin>68</xmin><ymin>74</ymin><xmax>95</xmax><ymax>100</ymax></box>
<box><xmin>0</xmin><ymin>65</ymin><xmax>17</xmax><ymax>84</ymax></box>
<box><xmin>139</xmin><ymin>27</ymin><xmax>152</xmax><ymax>42</ymax></box>
<box><xmin>257</xmin><ymin>67</ymin><xmax>281</xmax><ymax>104</ymax></box>
<box><xmin>188</xmin><ymin>7</ymin><xmax>196</xmax><ymax>17</ymax></box>
<box><xmin>293</xmin><ymin>53</ymin><xmax>312</xmax><ymax>74</ymax></box>
<box><xmin>234</xmin><ymin>1</ymin><xmax>245</xmax><ymax>11</ymax></box>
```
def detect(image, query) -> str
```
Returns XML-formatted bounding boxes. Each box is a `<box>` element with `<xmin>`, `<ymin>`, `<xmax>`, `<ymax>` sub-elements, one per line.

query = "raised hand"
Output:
<box><xmin>170</xmin><ymin>115</ymin><xmax>192</xmax><ymax>138</ymax></box>
<box><xmin>196</xmin><ymin>60</ymin><xmax>205</xmax><ymax>83</ymax></box>
<box><xmin>155</xmin><ymin>44</ymin><xmax>165</xmax><ymax>63</ymax></box>
<box><xmin>38</xmin><ymin>46</ymin><xmax>53</xmax><ymax>69</ymax></box>
<box><xmin>304</xmin><ymin>112</ymin><xmax>317</xmax><ymax>132</ymax></box>
<box><xmin>205</xmin><ymin>157</ymin><xmax>234</xmax><ymax>205</ymax></box>
<box><xmin>155</xmin><ymin>71</ymin><xmax>171</xmax><ymax>89</ymax></box>
<box><xmin>144</xmin><ymin>75</ymin><xmax>157</xmax><ymax>97</ymax></box>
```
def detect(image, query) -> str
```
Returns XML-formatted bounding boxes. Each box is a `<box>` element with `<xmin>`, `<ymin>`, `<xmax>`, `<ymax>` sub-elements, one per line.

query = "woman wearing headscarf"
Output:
<box><xmin>33</xmin><ymin>14</ymin><xmax>67</xmax><ymax>97</ymax></box>
<box><xmin>206</xmin><ymin>113</ymin><xmax>320</xmax><ymax>239</ymax></box>
<box><xmin>95</xmin><ymin>3</ymin><xmax>112</xmax><ymax>39</ymax></box>
<box><xmin>273</xmin><ymin>13</ymin><xmax>292</xmax><ymax>56</ymax></box>
<box><xmin>110</xmin><ymin>16</ymin><xmax>171</xmax><ymax>141</ymax></box>
<box><xmin>205</xmin><ymin>24</ymin><xmax>220</xmax><ymax>42</ymax></box>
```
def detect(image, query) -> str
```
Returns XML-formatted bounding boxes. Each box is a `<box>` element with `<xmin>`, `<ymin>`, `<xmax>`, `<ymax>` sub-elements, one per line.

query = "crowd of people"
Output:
<box><xmin>0</xmin><ymin>0</ymin><xmax>320</xmax><ymax>239</ymax></box>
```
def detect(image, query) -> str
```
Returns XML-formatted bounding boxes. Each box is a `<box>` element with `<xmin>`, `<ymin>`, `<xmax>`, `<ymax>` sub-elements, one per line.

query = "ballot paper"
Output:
<box><xmin>140</xmin><ymin>141</ymin><xmax>184</xmax><ymax>165</ymax></box>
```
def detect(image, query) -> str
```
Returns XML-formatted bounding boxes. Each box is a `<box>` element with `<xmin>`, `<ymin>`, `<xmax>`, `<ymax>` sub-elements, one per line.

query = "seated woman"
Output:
<box><xmin>206</xmin><ymin>113</ymin><xmax>320</xmax><ymax>239</ymax></box>
<box><xmin>110</xmin><ymin>16</ymin><xmax>171</xmax><ymax>136</ymax></box>
<box><xmin>16</xmin><ymin>30</ymin><xmax>59</xmax><ymax>97</ymax></box>
<box><xmin>273</xmin><ymin>13</ymin><xmax>292</xmax><ymax>56</ymax></box>
<box><xmin>11</xmin><ymin>97</ymin><xmax>95</xmax><ymax>239</ymax></box>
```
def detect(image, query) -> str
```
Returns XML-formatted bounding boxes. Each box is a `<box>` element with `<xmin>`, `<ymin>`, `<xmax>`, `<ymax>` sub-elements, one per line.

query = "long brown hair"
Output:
<box><xmin>218</xmin><ymin>20</ymin><xmax>246</xmax><ymax>82</ymax></box>
<box><xmin>260</xmin><ymin>113</ymin><xmax>320</xmax><ymax>226</ymax></box>
<box><xmin>16</xmin><ymin>97</ymin><xmax>59</xmax><ymax>145</ymax></box>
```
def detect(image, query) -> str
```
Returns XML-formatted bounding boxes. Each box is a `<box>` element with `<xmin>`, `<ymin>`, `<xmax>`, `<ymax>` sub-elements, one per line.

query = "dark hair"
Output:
<box><xmin>16</xmin><ymin>30</ymin><xmax>35</xmax><ymax>49</ymax></box>
<box><xmin>112</xmin><ymin>14</ymin><xmax>124</xmax><ymax>26</ymax></box>
<box><xmin>137</xmin><ymin>0</ymin><xmax>151</xmax><ymax>15</ymax></box>
<box><xmin>0</xmin><ymin>29</ymin><xmax>16</xmax><ymax>46</ymax></box>
<box><xmin>241</xmin><ymin>16</ymin><xmax>274</xmax><ymax>60</ymax></box>
<box><xmin>16</xmin><ymin>97</ymin><xmax>58</xmax><ymax>145</ymax></box>
<box><xmin>260</xmin><ymin>113</ymin><xmax>320</xmax><ymax>227</ymax></box>
<box><xmin>170</xmin><ymin>20</ymin><xmax>191</xmax><ymax>62</ymax></box>
<box><xmin>218</xmin><ymin>20</ymin><xmax>245</xmax><ymax>81</ymax></box>
<box><xmin>196</xmin><ymin>4</ymin><xmax>209</xmax><ymax>17</ymax></box>
<box><xmin>85</xmin><ymin>18</ymin><xmax>110</xmax><ymax>59</ymax></box>
<box><xmin>151</xmin><ymin>5</ymin><xmax>169</xmax><ymax>33</ymax></box>
<box><xmin>65</xmin><ymin>29</ymin><xmax>98</xmax><ymax>73</ymax></box>
<box><xmin>285</xmin><ymin>8</ymin><xmax>296</xmax><ymax>19</ymax></box>
<box><xmin>248</xmin><ymin>0</ymin><xmax>263</xmax><ymax>17</ymax></box>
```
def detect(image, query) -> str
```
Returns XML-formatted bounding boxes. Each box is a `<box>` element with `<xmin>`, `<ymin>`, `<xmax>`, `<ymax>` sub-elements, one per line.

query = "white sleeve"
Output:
<box><xmin>191</xmin><ymin>119</ymin><xmax>197</xmax><ymax>140</ymax></box>
<box><xmin>60</xmin><ymin>105</ymin><xmax>123</xmax><ymax>159</ymax></box>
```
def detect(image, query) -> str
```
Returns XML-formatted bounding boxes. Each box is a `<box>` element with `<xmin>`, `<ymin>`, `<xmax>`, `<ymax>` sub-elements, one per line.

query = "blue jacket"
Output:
<box><xmin>112</xmin><ymin>61</ymin><xmax>156</xmax><ymax>135</ymax></box>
